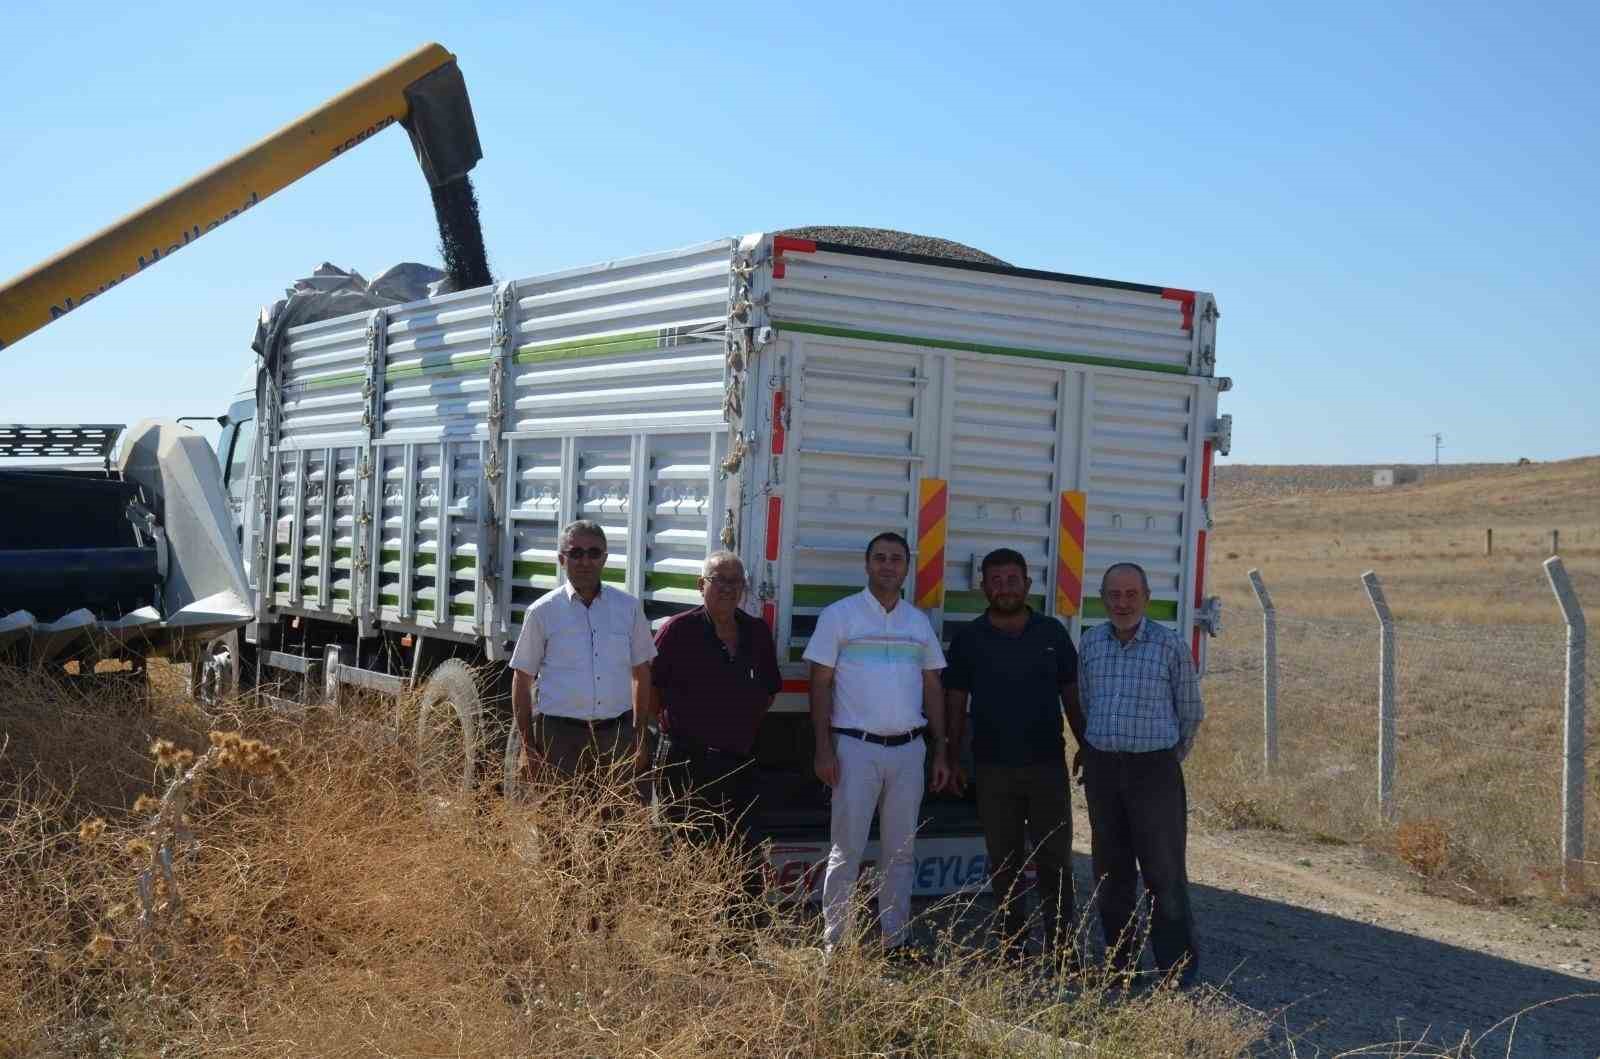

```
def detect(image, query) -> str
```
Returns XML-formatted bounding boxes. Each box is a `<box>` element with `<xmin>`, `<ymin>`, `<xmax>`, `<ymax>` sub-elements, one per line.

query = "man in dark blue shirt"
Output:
<box><xmin>944</xmin><ymin>548</ymin><xmax>1085</xmax><ymax>965</ymax></box>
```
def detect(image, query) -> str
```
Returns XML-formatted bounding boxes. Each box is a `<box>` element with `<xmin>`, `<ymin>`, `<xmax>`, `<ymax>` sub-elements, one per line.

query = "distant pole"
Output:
<box><xmin>1362</xmin><ymin>571</ymin><xmax>1397</xmax><ymax>822</ymax></box>
<box><xmin>1543</xmin><ymin>557</ymin><xmax>1586</xmax><ymax>894</ymax></box>
<box><xmin>1430</xmin><ymin>432</ymin><xmax>1444</xmax><ymax>466</ymax></box>
<box><xmin>1248</xmin><ymin>569</ymin><xmax>1278</xmax><ymax>777</ymax></box>
<box><xmin>1552</xmin><ymin>529</ymin><xmax>1560</xmax><ymax>555</ymax></box>
<box><xmin>1485</xmin><ymin>528</ymin><xmax>1493</xmax><ymax>556</ymax></box>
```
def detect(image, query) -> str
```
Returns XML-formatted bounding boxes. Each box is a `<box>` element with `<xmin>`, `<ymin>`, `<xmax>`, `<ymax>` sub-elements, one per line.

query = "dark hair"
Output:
<box><xmin>1100</xmin><ymin>561</ymin><xmax>1151</xmax><ymax>595</ymax></box>
<box><xmin>864</xmin><ymin>531</ymin><xmax>911</xmax><ymax>561</ymax></box>
<box><xmin>980</xmin><ymin>547</ymin><xmax>1029</xmax><ymax>579</ymax></box>
<box><xmin>559</xmin><ymin>519</ymin><xmax>608</xmax><ymax>552</ymax></box>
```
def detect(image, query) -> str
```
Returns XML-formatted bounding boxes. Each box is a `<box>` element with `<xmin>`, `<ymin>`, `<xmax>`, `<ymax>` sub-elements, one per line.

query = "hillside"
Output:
<box><xmin>1206</xmin><ymin>456</ymin><xmax>1600</xmax><ymax>624</ymax></box>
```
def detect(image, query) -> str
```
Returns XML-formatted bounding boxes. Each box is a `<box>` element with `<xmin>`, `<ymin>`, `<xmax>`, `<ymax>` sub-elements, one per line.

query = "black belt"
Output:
<box><xmin>538</xmin><ymin>711</ymin><xmax>630</xmax><ymax>730</ymax></box>
<box><xmin>832</xmin><ymin>726</ymin><xmax>926</xmax><ymax>748</ymax></box>
<box><xmin>661</xmin><ymin>731</ymin><xmax>750</xmax><ymax>761</ymax></box>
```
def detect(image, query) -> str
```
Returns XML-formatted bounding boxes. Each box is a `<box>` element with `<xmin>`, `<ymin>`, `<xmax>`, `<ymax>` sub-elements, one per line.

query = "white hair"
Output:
<box><xmin>701</xmin><ymin>550</ymin><xmax>745</xmax><ymax>578</ymax></box>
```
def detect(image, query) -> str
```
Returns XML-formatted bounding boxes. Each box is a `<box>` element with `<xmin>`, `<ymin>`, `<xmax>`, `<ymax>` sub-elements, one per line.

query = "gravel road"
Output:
<box><xmin>900</xmin><ymin>804</ymin><xmax>1599</xmax><ymax>1056</ymax></box>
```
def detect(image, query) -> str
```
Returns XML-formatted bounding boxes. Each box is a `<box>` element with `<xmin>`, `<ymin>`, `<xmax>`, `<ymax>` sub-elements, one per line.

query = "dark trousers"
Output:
<box><xmin>654</xmin><ymin>733</ymin><xmax>764</xmax><ymax>901</ymax></box>
<box><xmin>528</xmin><ymin>712</ymin><xmax>639</xmax><ymax>935</ymax></box>
<box><xmin>1082</xmin><ymin>745</ymin><xmax>1198</xmax><ymax>982</ymax></box>
<box><xmin>975</xmin><ymin>760</ymin><xmax>1074</xmax><ymax>955</ymax></box>
<box><xmin>533</xmin><ymin>712</ymin><xmax>636</xmax><ymax>778</ymax></box>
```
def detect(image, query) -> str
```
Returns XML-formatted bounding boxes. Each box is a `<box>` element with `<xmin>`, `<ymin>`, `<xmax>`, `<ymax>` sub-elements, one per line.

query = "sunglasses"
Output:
<box><xmin>701</xmin><ymin>575</ymin><xmax>746</xmax><ymax>590</ymax></box>
<box><xmin>562</xmin><ymin>547</ymin><xmax>606</xmax><ymax>561</ymax></box>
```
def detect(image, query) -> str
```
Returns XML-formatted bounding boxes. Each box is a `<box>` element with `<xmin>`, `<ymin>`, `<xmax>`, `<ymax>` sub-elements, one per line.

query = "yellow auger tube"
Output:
<box><xmin>0</xmin><ymin>43</ymin><xmax>458</xmax><ymax>352</ymax></box>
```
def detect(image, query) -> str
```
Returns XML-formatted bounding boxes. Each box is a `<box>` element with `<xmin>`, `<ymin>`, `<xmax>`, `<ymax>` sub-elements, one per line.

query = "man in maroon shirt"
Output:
<box><xmin>649</xmin><ymin>551</ymin><xmax>783</xmax><ymax>897</ymax></box>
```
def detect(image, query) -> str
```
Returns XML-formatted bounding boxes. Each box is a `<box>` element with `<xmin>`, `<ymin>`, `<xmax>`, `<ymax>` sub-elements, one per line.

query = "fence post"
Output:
<box><xmin>1551</xmin><ymin>529</ymin><xmax>1560</xmax><ymax>555</ymax></box>
<box><xmin>1543</xmin><ymin>557</ymin><xmax>1587</xmax><ymax>894</ymax></box>
<box><xmin>1248</xmin><ymin>569</ymin><xmax>1278</xmax><ymax>776</ymax></box>
<box><xmin>1485</xmin><ymin>527</ymin><xmax>1493</xmax><ymax>556</ymax></box>
<box><xmin>1361</xmin><ymin>571</ymin><xmax>1397</xmax><ymax>822</ymax></box>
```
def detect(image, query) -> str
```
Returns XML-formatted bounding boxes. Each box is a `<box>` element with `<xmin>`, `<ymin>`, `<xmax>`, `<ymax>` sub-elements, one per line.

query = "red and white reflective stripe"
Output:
<box><xmin>1191</xmin><ymin>440</ymin><xmax>1214</xmax><ymax>665</ymax></box>
<box><xmin>772</xmin><ymin>235</ymin><xmax>816</xmax><ymax>280</ymax></box>
<box><xmin>1162</xmin><ymin>288</ymin><xmax>1196</xmax><ymax>332</ymax></box>
<box><xmin>763</xmin><ymin>495</ymin><xmax>782</xmax><ymax>629</ymax></box>
<box><xmin>771</xmin><ymin>390</ymin><xmax>786</xmax><ymax>454</ymax></box>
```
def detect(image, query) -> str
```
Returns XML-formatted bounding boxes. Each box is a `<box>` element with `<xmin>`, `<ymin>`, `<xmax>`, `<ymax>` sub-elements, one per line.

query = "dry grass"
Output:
<box><xmin>1192</xmin><ymin>456</ymin><xmax>1600</xmax><ymax>902</ymax></box>
<box><xmin>2</xmin><ymin>667</ymin><xmax>1267</xmax><ymax>1058</ymax></box>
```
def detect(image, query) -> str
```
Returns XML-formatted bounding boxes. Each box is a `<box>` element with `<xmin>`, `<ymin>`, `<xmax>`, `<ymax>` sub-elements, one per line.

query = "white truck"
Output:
<box><xmin>210</xmin><ymin>232</ymin><xmax>1230</xmax><ymax>898</ymax></box>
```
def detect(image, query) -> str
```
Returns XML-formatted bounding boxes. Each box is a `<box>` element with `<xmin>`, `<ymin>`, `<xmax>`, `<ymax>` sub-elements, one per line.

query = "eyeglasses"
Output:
<box><xmin>562</xmin><ymin>547</ymin><xmax>606</xmax><ymax>561</ymax></box>
<box><xmin>701</xmin><ymin>576</ymin><xmax>746</xmax><ymax>590</ymax></box>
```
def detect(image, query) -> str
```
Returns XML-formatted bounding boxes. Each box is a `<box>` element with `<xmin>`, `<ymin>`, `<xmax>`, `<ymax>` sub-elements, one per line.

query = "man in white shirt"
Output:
<box><xmin>806</xmin><ymin>531</ymin><xmax>951</xmax><ymax>954</ymax></box>
<box><xmin>510</xmin><ymin>520</ymin><xmax>657</xmax><ymax>784</ymax></box>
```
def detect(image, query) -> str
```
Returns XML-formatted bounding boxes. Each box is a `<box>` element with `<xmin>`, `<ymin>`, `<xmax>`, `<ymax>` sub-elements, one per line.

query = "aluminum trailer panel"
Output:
<box><xmin>253</xmin><ymin>234</ymin><xmax>1226</xmax><ymax>703</ymax></box>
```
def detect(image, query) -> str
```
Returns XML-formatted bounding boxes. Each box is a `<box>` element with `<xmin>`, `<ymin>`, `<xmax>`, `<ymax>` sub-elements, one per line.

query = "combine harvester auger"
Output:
<box><xmin>0</xmin><ymin>43</ymin><xmax>491</xmax><ymax>679</ymax></box>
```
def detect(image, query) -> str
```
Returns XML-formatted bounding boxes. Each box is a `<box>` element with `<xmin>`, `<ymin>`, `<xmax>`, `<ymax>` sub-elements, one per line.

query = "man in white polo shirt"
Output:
<box><xmin>510</xmin><ymin>519</ymin><xmax>657</xmax><ymax>784</ymax></box>
<box><xmin>806</xmin><ymin>531</ymin><xmax>951</xmax><ymax>954</ymax></box>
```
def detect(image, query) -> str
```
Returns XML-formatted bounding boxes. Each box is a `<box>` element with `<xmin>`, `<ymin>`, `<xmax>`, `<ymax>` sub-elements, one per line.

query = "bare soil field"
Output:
<box><xmin>1179</xmin><ymin>456</ymin><xmax>1600</xmax><ymax>1052</ymax></box>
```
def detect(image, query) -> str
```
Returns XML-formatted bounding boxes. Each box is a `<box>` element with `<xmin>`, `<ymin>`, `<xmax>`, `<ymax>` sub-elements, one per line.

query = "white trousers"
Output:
<box><xmin>822</xmin><ymin>733</ymin><xmax>926</xmax><ymax>948</ymax></box>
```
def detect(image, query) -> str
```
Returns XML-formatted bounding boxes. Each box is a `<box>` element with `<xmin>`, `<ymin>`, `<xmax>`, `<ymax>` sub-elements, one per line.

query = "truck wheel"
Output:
<box><xmin>190</xmin><ymin>631</ymin><xmax>239</xmax><ymax>710</ymax></box>
<box><xmin>502</xmin><ymin>723</ymin><xmax>527</xmax><ymax>801</ymax></box>
<box><xmin>415</xmin><ymin>659</ymin><xmax>483</xmax><ymax>792</ymax></box>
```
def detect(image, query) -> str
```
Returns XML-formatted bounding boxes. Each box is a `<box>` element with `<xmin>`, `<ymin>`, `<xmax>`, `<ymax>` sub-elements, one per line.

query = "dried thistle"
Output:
<box><xmin>124</xmin><ymin>837</ymin><xmax>153</xmax><ymax>858</ymax></box>
<box><xmin>85</xmin><ymin>933</ymin><xmax>116</xmax><ymax>959</ymax></box>
<box><xmin>209</xmin><ymin>730</ymin><xmax>243</xmax><ymax>750</ymax></box>
<box><xmin>150</xmin><ymin>739</ymin><xmax>184</xmax><ymax>768</ymax></box>
<box><xmin>173</xmin><ymin>748</ymin><xmax>196</xmax><ymax>767</ymax></box>
<box><xmin>108</xmin><ymin>902</ymin><xmax>129</xmax><ymax>920</ymax></box>
<box><xmin>77</xmin><ymin>817</ymin><xmax>107</xmax><ymax>843</ymax></box>
<box><xmin>222</xmin><ymin>934</ymin><xmax>247</xmax><ymax>959</ymax></box>
<box><xmin>132</xmin><ymin>794</ymin><xmax>160</xmax><ymax>815</ymax></box>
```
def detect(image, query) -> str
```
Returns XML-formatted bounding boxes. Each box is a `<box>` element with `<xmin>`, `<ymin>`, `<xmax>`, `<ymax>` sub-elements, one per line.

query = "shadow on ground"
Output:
<box><xmin>886</xmin><ymin>853</ymin><xmax>1599</xmax><ymax>1057</ymax></box>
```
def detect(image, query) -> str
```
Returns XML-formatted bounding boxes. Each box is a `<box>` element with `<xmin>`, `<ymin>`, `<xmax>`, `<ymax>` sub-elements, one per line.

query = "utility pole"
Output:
<box><xmin>1430</xmin><ymin>432</ymin><xmax>1444</xmax><ymax>466</ymax></box>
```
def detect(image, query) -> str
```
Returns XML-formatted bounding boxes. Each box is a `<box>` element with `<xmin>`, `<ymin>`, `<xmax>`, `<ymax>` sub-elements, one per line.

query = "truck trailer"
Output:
<box><xmin>210</xmin><ymin>232</ymin><xmax>1230</xmax><ymax>898</ymax></box>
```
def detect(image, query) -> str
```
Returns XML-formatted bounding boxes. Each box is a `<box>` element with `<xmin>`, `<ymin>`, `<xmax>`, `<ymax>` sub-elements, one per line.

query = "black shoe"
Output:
<box><xmin>883</xmin><ymin>942</ymin><xmax>930</xmax><ymax>967</ymax></box>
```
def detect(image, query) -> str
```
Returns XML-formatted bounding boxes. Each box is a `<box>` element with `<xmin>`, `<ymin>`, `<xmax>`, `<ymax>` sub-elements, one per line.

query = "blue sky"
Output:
<box><xmin>2</xmin><ymin>1</ymin><xmax>1595</xmax><ymax>464</ymax></box>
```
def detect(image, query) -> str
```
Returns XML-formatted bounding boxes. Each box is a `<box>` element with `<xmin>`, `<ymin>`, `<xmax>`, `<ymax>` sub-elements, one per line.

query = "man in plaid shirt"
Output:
<box><xmin>1077</xmin><ymin>562</ymin><xmax>1204</xmax><ymax>988</ymax></box>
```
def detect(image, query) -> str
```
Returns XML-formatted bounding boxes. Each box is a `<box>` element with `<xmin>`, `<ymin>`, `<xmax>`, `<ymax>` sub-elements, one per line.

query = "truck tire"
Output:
<box><xmin>415</xmin><ymin>659</ymin><xmax>483</xmax><ymax>792</ymax></box>
<box><xmin>190</xmin><ymin>631</ymin><xmax>240</xmax><ymax>711</ymax></box>
<box><xmin>502</xmin><ymin>723</ymin><xmax>527</xmax><ymax>801</ymax></box>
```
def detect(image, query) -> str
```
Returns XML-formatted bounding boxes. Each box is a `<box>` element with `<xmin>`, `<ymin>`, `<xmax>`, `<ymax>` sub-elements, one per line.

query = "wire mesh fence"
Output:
<box><xmin>1194</xmin><ymin>568</ymin><xmax>1596</xmax><ymax>898</ymax></box>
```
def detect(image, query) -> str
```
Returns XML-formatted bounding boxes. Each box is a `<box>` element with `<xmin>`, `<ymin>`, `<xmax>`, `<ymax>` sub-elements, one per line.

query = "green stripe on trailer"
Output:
<box><xmin>293</xmin><ymin>328</ymin><xmax>722</xmax><ymax>392</ymax></box>
<box><xmin>872</xmin><ymin>591</ymin><xmax>1179</xmax><ymax>622</ymax></box>
<box><xmin>645</xmin><ymin>571</ymin><xmax>700</xmax><ymax>592</ymax></box>
<box><xmin>1078</xmin><ymin>597</ymin><xmax>1180</xmax><ymax>621</ymax></box>
<box><xmin>377</xmin><ymin>593</ymin><xmax>474</xmax><ymax>617</ymax></box>
<box><xmin>942</xmin><ymin>591</ymin><xmax>1045</xmax><ymax>614</ymax></box>
<box><xmin>510</xmin><ymin>559</ymin><xmax>623</xmax><ymax>584</ymax></box>
<box><xmin>515</xmin><ymin>327</ymin><xmax>720</xmax><ymax>367</ymax></box>
<box><xmin>792</xmin><ymin>584</ymin><xmax>858</xmax><ymax>608</ymax></box>
<box><xmin>384</xmin><ymin>352</ymin><xmax>494</xmax><ymax>384</ymax></box>
<box><xmin>297</xmin><ymin>370</ymin><xmax>366</xmax><ymax>391</ymax></box>
<box><xmin>772</xmin><ymin>320</ymin><xmax>1188</xmax><ymax>376</ymax></box>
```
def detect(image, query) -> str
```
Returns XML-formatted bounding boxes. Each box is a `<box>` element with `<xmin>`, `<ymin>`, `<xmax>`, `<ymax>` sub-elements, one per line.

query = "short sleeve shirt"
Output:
<box><xmin>943</xmin><ymin>610</ymin><xmax>1077</xmax><ymax>767</ymax></box>
<box><xmin>652</xmin><ymin>606</ymin><xmax>782</xmax><ymax>757</ymax></box>
<box><xmin>509</xmin><ymin>582</ymin><xmax>657</xmax><ymax>720</ymax></box>
<box><xmin>802</xmin><ymin>589</ymin><xmax>946</xmax><ymax>735</ymax></box>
